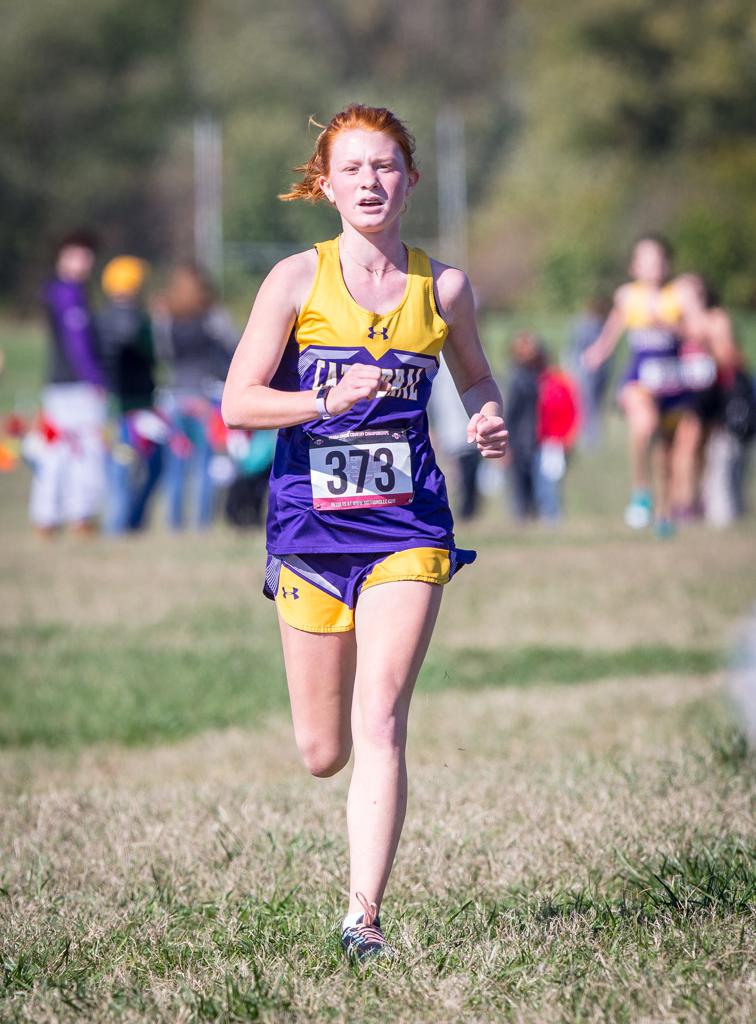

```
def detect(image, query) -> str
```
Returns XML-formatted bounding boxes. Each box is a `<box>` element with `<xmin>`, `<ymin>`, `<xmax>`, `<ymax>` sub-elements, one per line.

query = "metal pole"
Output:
<box><xmin>194</xmin><ymin>115</ymin><xmax>223</xmax><ymax>285</ymax></box>
<box><xmin>436</xmin><ymin>107</ymin><xmax>468</xmax><ymax>270</ymax></box>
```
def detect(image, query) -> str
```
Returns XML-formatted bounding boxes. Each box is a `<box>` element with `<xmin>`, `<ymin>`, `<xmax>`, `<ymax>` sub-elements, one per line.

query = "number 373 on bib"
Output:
<box><xmin>308</xmin><ymin>429</ymin><xmax>414</xmax><ymax>511</ymax></box>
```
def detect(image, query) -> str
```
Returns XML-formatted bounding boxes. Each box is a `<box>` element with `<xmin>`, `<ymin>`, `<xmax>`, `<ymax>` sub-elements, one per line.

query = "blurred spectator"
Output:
<box><xmin>224</xmin><ymin>428</ymin><xmax>277</xmax><ymax>528</ymax></box>
<box><xmin>97</xmin><ymin>256</ymin><xmax>167</xmax><ymax>534</ymax></box>
<box><xmin>154</xmin><ymin>264</ymin><xmax>238</xmax><ymax>529</ymax></box>
<box><xmin>504</xmin><ymin>331</ymin><xmax>546</xmax><ymax>521</ymax></box>
<box><xmin>567</xmin><ymin>297</ymin><xmax>612</xmax><ymax>450</ymax></box>
<box><xmin>723</xmin><ymin>370</ymin><xmax>755</xmax><ymax>518</ymax></box>
<box><xmin>536</xmin><ymin>361</ymin><xmax>580</xmax><ymax>522</ymax></box>
<box><xmin>505</xmin><ymin>331</ymin><xmax>579</xmax><ymax>524</ymax></box>
<box><xmin>29</xmin><ymin>229</ymin><xmax>106</xmax><ymax>536</ymax></box>
<box><xmin>428</xmin><ymin>357</ymin><xmax>482</xmax><ymax>520</ymax></box>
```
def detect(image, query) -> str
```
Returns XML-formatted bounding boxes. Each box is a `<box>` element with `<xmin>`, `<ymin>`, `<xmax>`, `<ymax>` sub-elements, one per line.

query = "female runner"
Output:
<box><xmin>583</xmin><ymin>235</ymin><xmax>694</xmax><ymax>535</ymax></box>
<box><xmin>670</xmin><ymin>273</ymin><xmax>745</xmax><ymax>518</ymax></box>
<box><xmin>222</xmin><ymin>104</ymin><xmax>508</xmax><ymax>960</ymax></box>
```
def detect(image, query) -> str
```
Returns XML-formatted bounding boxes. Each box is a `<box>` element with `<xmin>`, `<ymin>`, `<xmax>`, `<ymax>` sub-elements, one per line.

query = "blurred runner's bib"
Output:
<box><xmin>309</xmin><ymin>429</ymin><xmax>413</xmax><ymax>510</ymax></box>
<box><xmin>638</xmin><ymin>355</ymin><xmax>682</xmax><ymax>395</ymax></box>
<box><xmin>679</xmin><ymin>352</ymin><xmax>717</xmax><ymax>391</ymax></box>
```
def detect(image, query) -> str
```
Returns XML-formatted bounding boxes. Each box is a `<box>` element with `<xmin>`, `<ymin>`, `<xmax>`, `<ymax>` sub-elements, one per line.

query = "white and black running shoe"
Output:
<box><xmin>341</xmin><ymin>892</ymin><xmax>395</xmax><ymax>962</ymax></box>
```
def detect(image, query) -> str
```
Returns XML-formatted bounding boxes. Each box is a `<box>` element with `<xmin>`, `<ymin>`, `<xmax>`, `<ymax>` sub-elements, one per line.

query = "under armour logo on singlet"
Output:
<box><xmin>281</xmin><ymin>586</ymin><xmax>299</xmax><ymax>600</ymax></box>
<box><xmin>367</xmin><ymin>326</ymin><xmax>389</xmax><ymax>340</ymax></box>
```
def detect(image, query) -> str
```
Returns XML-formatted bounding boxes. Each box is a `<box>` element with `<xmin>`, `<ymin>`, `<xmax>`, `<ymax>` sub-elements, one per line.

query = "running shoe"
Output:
<box><xmin>653</xmin><ymin>518</ymin><xmax>676</xmax><ymax>540</ymax></box>
<box><xmin>341</xmin><ymin>892</ymin><xmax>394</xmax><ymax>962</ymax></box>
<box><xmin>624</xmin><ymin>489</ymin><xmax>653</xmax><ymax>529</ymax></box>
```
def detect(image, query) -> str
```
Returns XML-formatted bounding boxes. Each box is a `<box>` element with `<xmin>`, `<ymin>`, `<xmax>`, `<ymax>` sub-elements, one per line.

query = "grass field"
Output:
<box><xmin>1</xmin><ymin>319</ymin><xmax>755</xmax><ymax>1022</ymax></box>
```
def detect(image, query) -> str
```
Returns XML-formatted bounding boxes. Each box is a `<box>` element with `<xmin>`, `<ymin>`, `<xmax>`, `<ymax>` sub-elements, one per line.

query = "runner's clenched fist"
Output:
<box><xmin>466</xmin><ymin>412</ymin><xmax>508</xmax><ymax>458</ymax></box>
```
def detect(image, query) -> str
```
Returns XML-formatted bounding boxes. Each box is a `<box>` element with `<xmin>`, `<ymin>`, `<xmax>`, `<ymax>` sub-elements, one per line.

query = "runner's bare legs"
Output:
<box><xmin>278</xmin><ymin>580</ymin><xmax>442</xmax><ymax>914</ymax></box>
<box><xmin>670</xmin><ymin>411</ymin><xmax>704</xmax><ymax>512</ymax></box>
<box><xmin>652</xmin><ymin>431</ymin><xmax>675</xmax><ymax>523</ymax></box>
<box><xmin>622</xmin><ymin>383</ymin><xmax>659</xmax><ymax>493</ymax></box>
<box><xmin>347</xmin><ymin>580</ymin><xmax>443</xmax><ymax>913</ymax></box>
<box><xmin>278</xmin><ymin>623</ymin><xmax>356</xmax><ymax>777</ymax></box>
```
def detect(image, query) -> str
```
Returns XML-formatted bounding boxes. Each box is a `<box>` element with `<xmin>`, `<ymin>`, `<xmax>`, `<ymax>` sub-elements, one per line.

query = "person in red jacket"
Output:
<box><xmin>535</xmin><ymin>360</ymin><xmax>580</xmax><ymax>522</ymax></box>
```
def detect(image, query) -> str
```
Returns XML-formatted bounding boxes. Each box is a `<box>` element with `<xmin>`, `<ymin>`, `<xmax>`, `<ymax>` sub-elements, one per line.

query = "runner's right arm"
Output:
<box><xmin>222</xmin><ymin>253</ymin><xmax>382</xmax><ymax>429</ymax></box>
<box><xmin>582</xmin><ymin>287</ymin><xmax>626</xmax><ymax>370</ymax></box>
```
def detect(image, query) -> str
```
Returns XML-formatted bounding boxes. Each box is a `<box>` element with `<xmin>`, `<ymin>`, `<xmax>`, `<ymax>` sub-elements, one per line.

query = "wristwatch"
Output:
<box><xmin>315</xmin><ymin>385</ymin><xmax>333</xmax><ymax>420</ymax></box>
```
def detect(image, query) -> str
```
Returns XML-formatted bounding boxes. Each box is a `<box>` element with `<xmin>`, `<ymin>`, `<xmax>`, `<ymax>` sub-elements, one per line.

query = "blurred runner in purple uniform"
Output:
<box><xmin>583</xmin><ymin>236</ymin><xmax>697</xmax><ymax>537</ymax></box>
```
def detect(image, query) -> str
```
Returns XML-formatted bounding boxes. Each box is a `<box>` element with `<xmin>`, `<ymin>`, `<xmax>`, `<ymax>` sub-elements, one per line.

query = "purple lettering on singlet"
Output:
<box><xmin>266</xmin><ymin>342</ymin><xmax>454</xmax><ymax>555</ymax></box>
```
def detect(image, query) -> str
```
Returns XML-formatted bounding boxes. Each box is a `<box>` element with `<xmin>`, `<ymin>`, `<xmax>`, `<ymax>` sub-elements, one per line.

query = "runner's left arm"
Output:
<box><xmin>582</xmin><ymin>285</ymin><xmax>626</xmax><ymax>370</ymax></box>
<box><xmin>434</xmin><ymin>265</ymin><xmax>508</xmax><ymax>459</ymax></box>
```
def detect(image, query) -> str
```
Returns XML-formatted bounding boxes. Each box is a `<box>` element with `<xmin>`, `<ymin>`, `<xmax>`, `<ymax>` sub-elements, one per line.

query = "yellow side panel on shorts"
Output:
<box><xmin>275</xmin><ymin>564</ymin><xmax>353</xmax><ymax>633</ymax></box>
<box><xmin>360</xmin><ymin>547</ymin><xmax>451</xmax><ymax>591</ymax></box>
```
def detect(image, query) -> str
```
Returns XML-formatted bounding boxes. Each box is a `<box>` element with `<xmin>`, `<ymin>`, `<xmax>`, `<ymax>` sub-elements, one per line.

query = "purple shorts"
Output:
<box><xmin>264</xmin><ymin>546</ymin><xmax>475</xmax><ymax>633</ymax></box>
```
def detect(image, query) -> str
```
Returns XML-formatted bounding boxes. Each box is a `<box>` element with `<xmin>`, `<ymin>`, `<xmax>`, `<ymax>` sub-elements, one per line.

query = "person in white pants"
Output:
<box><xmin>29</xmin><ymin>230</ymin><xmax>106</xmax><ymax>535</ymax></box>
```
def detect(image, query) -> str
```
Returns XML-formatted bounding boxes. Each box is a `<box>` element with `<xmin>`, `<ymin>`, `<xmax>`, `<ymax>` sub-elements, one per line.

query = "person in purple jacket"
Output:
<box><xmin>30</xmin><ymin>230</ymin><xmax>107</xmax><ymax>535</ymax></box>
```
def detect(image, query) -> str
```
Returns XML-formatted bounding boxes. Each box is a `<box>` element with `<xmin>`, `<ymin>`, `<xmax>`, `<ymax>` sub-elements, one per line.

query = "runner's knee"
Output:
<box><xmin>675</xmin><ymin>417</ymin><xmax>701</xmax><ymax>450</ymax></box>
<box><xmin>297</xmin><ymin>735</ymin><xmax>351</xmax><ymax>777</ymax></box>
<box><xmin>628</xmin><ymin>404</ymin><xmax>657</xmax><ymax>437</ymax></box>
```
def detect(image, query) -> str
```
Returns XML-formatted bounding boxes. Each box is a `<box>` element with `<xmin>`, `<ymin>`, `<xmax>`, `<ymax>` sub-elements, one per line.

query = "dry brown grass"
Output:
<box><xmin>2</xmin><ymin>464</ymin><xmax>754</xmax><ymax>652</ymax></box>
<box><xmin>2</xmin><ymin>674</ymin><xmax>754</xmax><ymax>1022</ymax></box>
<box><xmin>1</xmin><ymin>443</ymin><xmax>755</xmax><ymax>1021</ymax></box>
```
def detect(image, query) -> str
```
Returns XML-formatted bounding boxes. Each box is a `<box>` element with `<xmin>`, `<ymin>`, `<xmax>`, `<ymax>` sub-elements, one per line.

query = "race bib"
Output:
<box><xmin>639</xmin><ymin>356</ymin><xmax>681</xmax><ymax>395</ymax></box>
<box><xmin>309</xmin><ymin>429</ymin><xmax>413</xmax><ymax>511</ymax></box>
<box><xmin>679</xmin><ymin>353</ymin><xmax>717</xmax><ymax>391</ymax></box>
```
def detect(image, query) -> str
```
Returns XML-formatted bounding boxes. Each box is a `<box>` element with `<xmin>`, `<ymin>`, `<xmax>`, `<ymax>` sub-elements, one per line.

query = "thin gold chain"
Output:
<box><xmin>339</xmin><ymin>238</ymin><xmax>405</xmax><ymax>279</ymax></box>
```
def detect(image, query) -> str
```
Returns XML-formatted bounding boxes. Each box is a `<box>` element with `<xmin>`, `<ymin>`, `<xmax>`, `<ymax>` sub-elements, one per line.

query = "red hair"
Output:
<box><xmin>279</xmin><ymin>104</ymin><xmax>417</xmax><ymax>203</ymax></box>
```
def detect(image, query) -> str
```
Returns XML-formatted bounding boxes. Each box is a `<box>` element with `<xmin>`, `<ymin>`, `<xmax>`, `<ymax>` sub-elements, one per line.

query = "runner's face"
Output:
<box><xmin>319</xmin><ymin>130</ymin><xmax>418</xmax><ymax>233</ymax></box>
<box><xmin>630</xmin><ymin>241</ymin><xmax>668</xmax><ymax>286</ymax></box>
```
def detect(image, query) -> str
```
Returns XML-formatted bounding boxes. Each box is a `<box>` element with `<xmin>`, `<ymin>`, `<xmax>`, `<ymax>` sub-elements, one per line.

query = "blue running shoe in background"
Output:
<box><xmin>625</xmin><ymin>489</ymin><xmax>653</xmax><ymax>529</ymax></box>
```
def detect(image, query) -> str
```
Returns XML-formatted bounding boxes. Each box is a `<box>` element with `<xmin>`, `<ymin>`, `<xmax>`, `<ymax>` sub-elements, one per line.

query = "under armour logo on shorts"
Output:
<box><xmin>367</xmin><ymin>326</ymin><xmax>389</xmax><ymax>340</ymax></box>
<box><xmin>281</xmin><ymin>586</ymin><xmax>300</xmax><ymax>600</ymax></box>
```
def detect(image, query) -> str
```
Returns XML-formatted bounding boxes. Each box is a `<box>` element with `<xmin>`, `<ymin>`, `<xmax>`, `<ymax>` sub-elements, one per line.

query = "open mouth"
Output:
<box><xmin>358</xmin><ymin>197</ymin><xmax>384</xmax><ymax>208</ymax></box>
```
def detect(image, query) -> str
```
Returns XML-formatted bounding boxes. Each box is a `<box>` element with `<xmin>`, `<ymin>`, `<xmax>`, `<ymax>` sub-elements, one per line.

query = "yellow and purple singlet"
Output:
<box><xmin>620</xmin><ymin>281</ymin><xmax>685</xmax><ymax>405</ymax></box>
<box><xmin>263</xmin><ymin>237</ymin><xmax>475</xmax><ymax>632</ymax></box>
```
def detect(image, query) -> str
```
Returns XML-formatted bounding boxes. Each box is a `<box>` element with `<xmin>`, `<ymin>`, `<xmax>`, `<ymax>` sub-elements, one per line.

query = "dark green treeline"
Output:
<box><xmin>2</xmin><ymin>0</ymin><xmax>755</xmax><ymax>306</ymax></box>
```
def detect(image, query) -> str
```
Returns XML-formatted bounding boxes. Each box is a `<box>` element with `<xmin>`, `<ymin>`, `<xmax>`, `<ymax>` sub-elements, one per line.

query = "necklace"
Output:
<box><xmin>340</xmin><ymin>240</ymin><xmax>405</xmax><ymax>279</ymax></box>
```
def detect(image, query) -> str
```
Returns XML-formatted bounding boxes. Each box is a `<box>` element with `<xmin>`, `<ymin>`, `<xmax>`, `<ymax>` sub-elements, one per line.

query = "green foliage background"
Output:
<box><xmin>2</xmin><ymin>0</ymin><xmax>755</xmax><ymax>307</ymax></box>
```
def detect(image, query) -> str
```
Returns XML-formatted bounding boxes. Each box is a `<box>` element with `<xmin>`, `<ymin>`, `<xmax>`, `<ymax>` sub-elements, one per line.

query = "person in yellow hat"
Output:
<box><xmin>97</xmin><ymin>256</ymin><xmax>166</xmax><ymax>533</ymax></box>
<box><xmin>101</xmin><ymin>255</ymin><xmax>147</xmax><ymax>297</ymax></box>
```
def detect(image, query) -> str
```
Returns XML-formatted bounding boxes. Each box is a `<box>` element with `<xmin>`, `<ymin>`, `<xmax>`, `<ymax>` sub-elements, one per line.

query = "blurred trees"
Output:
<box><xmin>478</xmin><ymin>0</ymin><xmax>756</xmax><ymax>306</ymax></box>
<box><xmin>0</xmin><ymin>0</ymin><xmax>195</xmax><ymax>297</ymax></box>
<box><xmin>1</xmin><ymin>0</ymin><xmax>754</xmax><ymax>307</ymax></box>
<box><xmin>192</xmin><ymin>0</ymin><xmax>514</xmax><ymax>262</ymax></box>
